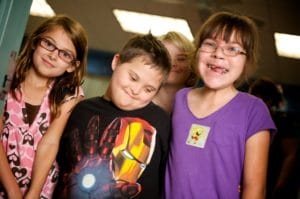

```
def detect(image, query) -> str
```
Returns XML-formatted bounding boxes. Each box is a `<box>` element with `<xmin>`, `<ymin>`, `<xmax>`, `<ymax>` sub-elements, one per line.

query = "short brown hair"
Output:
<box><xmin>118</xmin><ymin>33</ymin><xmax>171</xmax><ymax>80</ymax></box>
<box><xmin>195</xmin><ymin>11</ymin><xmax>259</xmax><ymax>86</ymax></box>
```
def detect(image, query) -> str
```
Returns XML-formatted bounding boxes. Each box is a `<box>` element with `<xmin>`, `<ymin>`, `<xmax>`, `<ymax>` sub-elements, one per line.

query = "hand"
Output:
<box><xmin>24</xmin><ymin>189</ymin><xmax>40</xmax><ymax>199</ymax></box>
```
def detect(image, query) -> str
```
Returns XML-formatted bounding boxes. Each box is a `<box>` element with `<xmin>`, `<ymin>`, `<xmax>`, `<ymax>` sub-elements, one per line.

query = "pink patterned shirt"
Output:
<box><xmin>0</xmin><ymin>84</ymin><xmax>84</xmax><ymax>199</ymax></box>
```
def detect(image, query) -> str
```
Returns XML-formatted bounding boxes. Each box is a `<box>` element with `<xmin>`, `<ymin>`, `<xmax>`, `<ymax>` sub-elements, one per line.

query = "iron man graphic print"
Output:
<box><xmin>61</xmin><ymin>116</ymin><xmax>157</xmax><ymax>199</ymax></box>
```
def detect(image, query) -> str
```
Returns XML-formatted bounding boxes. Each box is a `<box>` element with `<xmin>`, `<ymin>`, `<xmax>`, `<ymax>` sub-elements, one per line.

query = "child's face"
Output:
<box><xmin>196</xmin><ymin>32</ymin><xmax>246</xmax><ymax>90</ymax></box>
<box><xmin>163</xmin><ymin>41</ymin><xmax>191</xmax><ymax>86</ymax></box>
<box><xmin>107</xmin><ymin>55</ymin><xmax>165</xmax><ymax>111</ymax></box>
<box><xmin>32</xmin><ymin>27</ymin><xmax>77</xmax><ymax>79</ymax></box>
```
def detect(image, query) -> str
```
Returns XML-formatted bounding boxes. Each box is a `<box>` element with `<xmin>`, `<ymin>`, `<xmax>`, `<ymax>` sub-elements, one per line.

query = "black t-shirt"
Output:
<box><xmin>54</xmin><ymin>97</ymin><xmax>171</xmax><ymax>199</ymax></box>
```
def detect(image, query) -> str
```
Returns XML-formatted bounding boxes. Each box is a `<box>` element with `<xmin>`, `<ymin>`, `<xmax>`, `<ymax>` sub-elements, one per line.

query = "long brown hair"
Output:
<box><xmin>11</xmin><ymin>15</ymin><xmax>88</xmax><ymax>118</ymax></box>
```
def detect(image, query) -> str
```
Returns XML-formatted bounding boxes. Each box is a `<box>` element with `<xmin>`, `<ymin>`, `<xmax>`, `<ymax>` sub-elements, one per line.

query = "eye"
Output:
<box><xmin>129</xmin><ymin>73</ymin><xmax>138</xmax><ymax>81</ymax></box>
<box><xmin>144</xmin><ymin>87</ymin><xmax>155</xmax><ymax>93</ymax></box>
<box><xmin>176</xmin><ymin>55</ymin><xmax>187</xmax><ymax>62</ymax></box>
<box><xmin>60</xmin><ymin>50</ymin><xmax>73</xmax><ymax>60</ymax></box>
<box><xmin>202</xmin><ymin>40</ymin><xmax>216</xmax><ymax>47</ymax></box>
<box><xmin>226</xmin><ymin>45</ymin><xmax>242</xmax><ymax>54</ymax></box>
<box><xmin>130</xmin><ymin>76</ymin><xmax>137</xmax><ymax>81</ymax></box>
<box><xmin>44</xmin><ymin>39</ymin><xmax>55</xmax><ymax>49</ymax></box>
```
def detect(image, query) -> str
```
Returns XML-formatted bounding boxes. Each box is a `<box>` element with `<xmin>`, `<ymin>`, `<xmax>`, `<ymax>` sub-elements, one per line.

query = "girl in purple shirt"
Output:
<box><xmin>165</xmin><ymin>11</ymin><xmax>276</xmax><ymax>199</ymax></box>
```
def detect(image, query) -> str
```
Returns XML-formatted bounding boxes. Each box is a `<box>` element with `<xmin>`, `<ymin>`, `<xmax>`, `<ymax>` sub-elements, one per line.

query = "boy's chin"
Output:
<box><xmin>116</xmin><ymin>102</ymin><xmax>150</xmax><ymax>111</ymax></box>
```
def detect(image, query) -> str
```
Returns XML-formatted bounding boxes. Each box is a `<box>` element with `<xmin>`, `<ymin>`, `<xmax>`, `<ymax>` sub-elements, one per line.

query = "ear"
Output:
<box><xmin>66</xmin><ymin>61</ymin><xmax>80</xmax><ymax>73</ymax></box>
<box><xmin>111</xmin><ymin>54</ymin><xmax>120</xmax><ymax>71</ymax></box>
<box><xmin>74</xmin><ymin>60</ymin><xmax>80</xmax><ymax>67</ymax></box>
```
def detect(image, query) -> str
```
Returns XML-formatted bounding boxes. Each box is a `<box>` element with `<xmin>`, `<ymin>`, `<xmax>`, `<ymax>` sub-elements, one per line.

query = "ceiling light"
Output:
<box><xmin>274</xmin><ymin>33</ymin><xmax>300</xmax><ymax>59</ymax></box>
<box><xmin>30</xmin><ymin>0</ymin><xmax>55</xmax><ymax>18</ymax></box>
<box><xmin>113</xmin><ymin>9</ymin><xmax>194</xmax><ymax>41</ymax></box>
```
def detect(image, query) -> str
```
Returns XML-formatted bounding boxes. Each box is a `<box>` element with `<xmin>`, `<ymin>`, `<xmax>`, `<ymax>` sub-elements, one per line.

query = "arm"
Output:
<box><xmin>0</xmin><ymin>142</ymin><xmax>23</xmax><ymax>199</ymax></box>
<box><xmin>242</xmin><ymin>130</ymin><xmax>270</xmax><ymax>199</ymax></box>
<box><xmin>0</xmin><ymin>116</ymin><xmax>22</xmax><ymax>199</ymax></box>
<box><xmin>24</xmin><ymin>96</ymin><xmax>82</xmax><ymax>199</ymax></box>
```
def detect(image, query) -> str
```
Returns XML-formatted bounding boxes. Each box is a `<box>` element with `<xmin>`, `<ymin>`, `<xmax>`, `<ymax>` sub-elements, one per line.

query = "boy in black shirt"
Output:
<box><xmin>55</xmin><ymin>33</ymin><xmax>171</xmax><ymax>199</ymax></box>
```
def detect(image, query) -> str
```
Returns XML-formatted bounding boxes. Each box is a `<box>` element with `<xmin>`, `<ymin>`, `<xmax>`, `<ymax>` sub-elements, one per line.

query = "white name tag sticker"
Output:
<box><xmin>186</xmin><ymin>124</ymin><xmax>210</xmax><ymax>148</ymax></box>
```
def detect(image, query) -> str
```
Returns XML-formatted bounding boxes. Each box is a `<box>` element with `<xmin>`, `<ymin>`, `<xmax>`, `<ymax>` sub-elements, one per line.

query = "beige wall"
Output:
<box><xmin>82</xmin><ymin>75</ymin><xmax>110</xmax><ymax>98</ymax></box>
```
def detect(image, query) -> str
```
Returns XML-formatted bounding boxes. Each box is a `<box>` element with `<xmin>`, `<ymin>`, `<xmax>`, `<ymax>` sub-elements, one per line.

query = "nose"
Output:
<box><xmin>48</xmin><ymin>49</ymin><xmax>59</xmax><ymax>60</ymax></box>
<box><xmin>171</xmin><ymin>63</ymin><xmax>177</xmax><ymax>69</ymax></box>
<box><xmin>171</xmin><ymin>58</ymin><xmax>177</xmax><ymax>67</ymax></box>
<box><xmin>212</xmin><ymin>46</ymin><xmax>225</xmax><ymax>59</ymax></box>
<box><xmin>130</xmin><ymin>84</ymin><xmax>142</xmax><ymax>95</ymax></box>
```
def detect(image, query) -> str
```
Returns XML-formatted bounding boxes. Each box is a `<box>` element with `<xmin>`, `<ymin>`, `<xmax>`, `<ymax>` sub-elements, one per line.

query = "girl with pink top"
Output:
<box><xmin>0</xmin><ymin>15</ymin><xmax>88</xmax><ymax>199</ymax></box>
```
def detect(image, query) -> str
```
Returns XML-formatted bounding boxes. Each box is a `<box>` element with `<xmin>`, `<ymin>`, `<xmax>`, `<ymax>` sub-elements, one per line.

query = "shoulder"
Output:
<box><xmin>174</xmin><ymin>87</ymin><xmax>193</xmax><ymax>103</ymax></box>
<box><xmin>236</xmin><ymin>92</ymin><xmax>271</xmax><ymax>118</ymax></box>
<box><xmin>235</xmin><ymin>92</ymin><xmax>271</xmax><ymax>120</ymax></box>
<box><xmin>78</xmin><ymin>96</ymin><xmax>102</xmax><ymax>105</ymax></box>
<box><xmin>236</xmin><ymin>92</ymin><xmax>267</xmax><ymax>108</ymax></box>
<box><xmin>237</xmin><ymin>91</ymin><xmax>260</xmax><ymax>101</ymax></box>
<box><xmin>176</xmin><ymin>87</ymin><xmax>192</xmax><ymax>96</ymax></box>
<box><xmin>147</xmin><ymin>102</ymin><xmax>170</xmax><ymax>118</ymax></box>
<box><xmin>237</xmin><ymin>92</ymin><xmax>277</xmax><ymax>138</ymax></box>
<box><xmin>68</xmin><ymin>96</ymin><xmax>101</xmax><ymax>114</ymax></box>
<box><xmin>63</xmin><ymin>97</ymin><xmax>103</xmax><ymax>131</ymax></box>
<box><xmin>138</xmin><ymin>102</ymin><xmax>171</xmax><ymax>131</ymax></box>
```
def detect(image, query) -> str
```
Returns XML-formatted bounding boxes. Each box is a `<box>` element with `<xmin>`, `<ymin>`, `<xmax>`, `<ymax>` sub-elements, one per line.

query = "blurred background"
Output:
<box><xmin>0</xmin><ymin>0</ymin><xmax>299</xmax><ymax>198</ymax></box>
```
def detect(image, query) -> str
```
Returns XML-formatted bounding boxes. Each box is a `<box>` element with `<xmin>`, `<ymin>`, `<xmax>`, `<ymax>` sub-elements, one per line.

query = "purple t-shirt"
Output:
<box><xmin>165</xmin><ymin>88</ymin><xmax>276</xmax><ymax>199</ymax></box>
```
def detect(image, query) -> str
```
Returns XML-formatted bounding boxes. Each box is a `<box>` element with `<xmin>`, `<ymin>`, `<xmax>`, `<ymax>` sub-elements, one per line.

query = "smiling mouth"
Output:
<box><xmin>208</xmin><ymin>64</ymin><xmax>229</xmax><ymax>74</ymax></box>
<box><xmin>171</xmin><ymin>68</ymin><xmax>183</xmax><ymax>73</ymax></box>
<box><xmin>124</xmin><ymin>89</ymin><xmax>136</xmax><ymax>99</ymax></box>
<box><xmin>42</xmin><ymin>58</ymin><xmax>55</xmax><ymax>68</ymax></box>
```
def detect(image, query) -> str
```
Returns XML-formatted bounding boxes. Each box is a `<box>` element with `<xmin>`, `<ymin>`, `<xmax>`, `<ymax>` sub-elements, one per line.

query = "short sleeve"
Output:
<box><xmin>246</xmin><ymin>98</ymin><xmax>277</xmax><ymax>139</ymax></box>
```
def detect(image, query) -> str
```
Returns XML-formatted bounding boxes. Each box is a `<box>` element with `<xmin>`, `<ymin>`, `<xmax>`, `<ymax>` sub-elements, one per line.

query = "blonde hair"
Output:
<box><xmin>159</xmin><ymin>31</ymin><xmax>197</xmax><ymax>86</ymax></box>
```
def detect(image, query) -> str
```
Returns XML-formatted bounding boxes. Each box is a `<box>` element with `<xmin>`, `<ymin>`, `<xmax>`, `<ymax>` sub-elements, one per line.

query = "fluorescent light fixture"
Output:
<box><xmin>274</xmin><ymin>32</ymin><xmax>300</xmax><ymax>59</ymax></box>
<box><xmin>113</xmin><ymin>9</ymin><xmax>194</xmax><ymax>41</ymax></box>
<box><xmin>30</xmin><ymin>0</ymin><xmax>55</xmax><ymax>17</ymax></box>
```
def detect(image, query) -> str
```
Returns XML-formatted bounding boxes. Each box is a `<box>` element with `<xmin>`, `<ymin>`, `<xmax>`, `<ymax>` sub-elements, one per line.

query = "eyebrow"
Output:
<box><xmin>176</xmin><ymin>53</ymin><xmax>187</xmax><ymax>58</ymax></box>
<box><xmin>129</xmin><ymin>69</ymin><xmax>139</xmax><ymax>79</ymax></box>
<box><xmin>207</xmin><ymin>38</ymin><xmax>244</xmax><ymax>46</ymax></box>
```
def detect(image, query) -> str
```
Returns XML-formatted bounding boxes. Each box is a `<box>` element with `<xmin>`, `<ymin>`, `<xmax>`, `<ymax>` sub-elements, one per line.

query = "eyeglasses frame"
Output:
<box><xmin>38</xmin><ymin>37</ymin><xmax>78</xmax><ymax>65</ymax></box>
<box><xmin>199</xmin><ymin>40</ymin><xmax>247</xmax><ymax>57</ymax></box>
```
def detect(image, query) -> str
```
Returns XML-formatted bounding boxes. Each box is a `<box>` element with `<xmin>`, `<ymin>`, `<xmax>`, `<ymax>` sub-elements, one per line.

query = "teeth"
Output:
<box><xmin>208</xmin><ymin>64</ymin><xmax>229</xmax><ymax>74</ymax></box>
